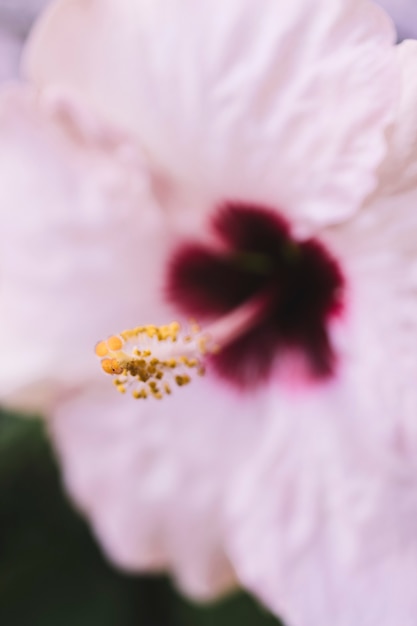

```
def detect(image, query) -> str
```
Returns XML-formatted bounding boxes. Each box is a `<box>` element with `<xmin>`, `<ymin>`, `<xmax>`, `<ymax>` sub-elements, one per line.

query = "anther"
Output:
<box><xmin>95</xmin><ymin>320</ymin><xmax>210</xmax><ymax>400</ymax></box>
<box><xmin>107</xmin><ymin>335</ymin><xmax>123</xmax><ymax>351</ymax></box>
<box><xmin>101</xmin><ymin>358</ymin><xmax>124</xmax><ymax>375</ymax></box>
<box><xmin>95</xmin><ymin>341</ymin><xmax>109</xmax><ymax>357</ymax></box>
<box><xmin>95</xmin><ymin>297</ymin><xmax>268</xmax><ymax>400</ymax></box>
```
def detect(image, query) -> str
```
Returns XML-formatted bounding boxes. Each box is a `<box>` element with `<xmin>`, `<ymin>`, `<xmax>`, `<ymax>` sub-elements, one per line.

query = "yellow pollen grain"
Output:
<box><xmin>96</xmin><ymin>319</ymin><xmax>206</xmax><ymax>400</ymax></box>
<box><xmin>95</xmin><ymin>341</ymin><xmax>109</xmax><ymax>357</ymax></box>
<box><xmin>113</xmin><ymin>379</ymin><xmax>127</xmax><ymax>394</ymax></box>
<box><xmin>107</xmin><ymin>335</ymin><xmax>123</xmax><ymax>351</ymax></box>
<box><xmin>101</xmin><ymin>358</ymin><xmax>114</xmax><ymax>374</ymax></box>
<box><xmin>175</xmin><ymin>374</ymin><xmax>191</xmax><ymax>387</ymax></box>
<box><xmin>198</xmin><ymin>338</ymin><xmax>206</xmax><ymax>354</ymax></box>
<box><xmin>101</xmin><ymin>358</ymin><xmax>123</xmax><ymax>375</ymax></box>
<box><xmin>133</xmin><ymin>389</ymin><xmax>148</xmax><ymax>399</ymax></box>
<box><xmin>179</xmin><ymin>356</ymin><xmax>198</xmax><ymax>367</ymax></box>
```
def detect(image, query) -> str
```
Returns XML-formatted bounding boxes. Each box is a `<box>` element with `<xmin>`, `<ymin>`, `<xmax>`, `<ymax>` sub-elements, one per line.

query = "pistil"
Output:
<box><xmin>95</xmin><ymin>296</ymin><xmax>268</xmax><ymax>399</ymax></box>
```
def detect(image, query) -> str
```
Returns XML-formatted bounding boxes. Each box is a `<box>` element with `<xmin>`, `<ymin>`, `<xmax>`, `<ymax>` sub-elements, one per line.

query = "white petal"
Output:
<box><xmin>328</xmin><ymin>184</ymin><xmax>417</xmax><ymax>462</ymax></box>
<box><xmin>225</xmin><ymin>183</ymin><xmax>417</xmax><ymax>625</ymax></box>
<box><xmin>376</xmin><ymin>40</ymin><xmax>417</xmax><ymax>196</ymax></box>
<box><xmin>49</xmin><ymin>379</ymin><xmax>263</xmax><ymax>600</ymax></box>
<box><xmin>25</xmin><ymin>0</ymin><xmax>397</xmax><ymax>228</ymax></box>
<box><xmin>227</xmin><ymin>390</ymin><xmax>417</xmax><ymax>626</ymax></box>
<box><xmin>0</xmin><ymin>86</ymin><xmax>168</xmax><ymax>412</ymax></box>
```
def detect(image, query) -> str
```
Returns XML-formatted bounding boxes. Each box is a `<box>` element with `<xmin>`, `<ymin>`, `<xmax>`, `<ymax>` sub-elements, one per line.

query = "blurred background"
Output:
<box><xmin>0</xmin><ymin>1</ymin><xmax>416</xmax><ymax>625</ymax></box>
<box><xmin>0</xmin><ymin>0</ymin><xmax>49</xmax><ymax>81</ymax></box>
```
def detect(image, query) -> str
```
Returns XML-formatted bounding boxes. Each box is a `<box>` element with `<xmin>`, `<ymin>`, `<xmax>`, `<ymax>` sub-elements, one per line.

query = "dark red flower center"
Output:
<box><xmin>166</xmin><ymin>203</ymin><xmax>344</xmax><ymax>388</ymax></box>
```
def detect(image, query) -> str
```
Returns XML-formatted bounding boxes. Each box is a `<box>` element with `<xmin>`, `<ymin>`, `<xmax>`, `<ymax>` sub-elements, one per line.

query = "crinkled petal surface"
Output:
<box><xmin>25</xmin><ymin>0</ymin><xmax>397</xmax><ymax>228</ymax></box>
<box><xmin>0</xmin><ymin>85</ymin><xmax>266</xmax><ymax>599</ymax></box>
<box><xmin>225</xmin><ymin>181</ymin><xmax>417</xmax><ymax>625</ymax></box>
<box><xmin>227</xmin><ymin>392</ymin><xmax>417</xmax><ymax>626</ymax></box>
<box><xmin>377</xmin><ymin>40</ymin><xmax>417</xmax><ymax>195</ymax></box>
<box><xmin>7</xmin><ymin>1</ymin><xmax>417</xmax><ymax>620</ymax></box>
<box><xmin>0</xmin><ymin>86</ymin><xmax>168</xmax><ymax>411</ymax></box>
<box><xmin>50</xmin><ymin>379</ymin><xmax>264</xmax><ymax>600</ymax></box>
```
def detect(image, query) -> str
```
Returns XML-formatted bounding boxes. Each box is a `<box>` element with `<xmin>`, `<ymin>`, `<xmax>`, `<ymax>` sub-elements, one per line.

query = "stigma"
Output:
<box><xmin>95</xmin><ymin>322</ymin><xmax>208</xmax><ymax>399</ymax></box>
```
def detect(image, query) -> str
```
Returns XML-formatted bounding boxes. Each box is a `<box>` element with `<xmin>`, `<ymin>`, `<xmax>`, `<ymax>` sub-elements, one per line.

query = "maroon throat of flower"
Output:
<box><xmin>95</xmin><ymin>203</ymin><xmax>345</xmax><ymax>400</ymax></box>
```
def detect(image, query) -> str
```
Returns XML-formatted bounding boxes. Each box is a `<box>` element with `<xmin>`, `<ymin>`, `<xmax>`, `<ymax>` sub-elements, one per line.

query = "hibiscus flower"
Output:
<box><xmin>2</xmin><ymin>0</ymin><xmax>417</xmax><ymax>624</ymax></box>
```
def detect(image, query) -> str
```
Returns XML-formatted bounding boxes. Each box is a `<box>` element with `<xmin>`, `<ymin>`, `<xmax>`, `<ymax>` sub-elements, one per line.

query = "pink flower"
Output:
<box><xmin>2</xmin><ymin>0</ymin><xmax>417</xmax><ymax>624</ymax></box>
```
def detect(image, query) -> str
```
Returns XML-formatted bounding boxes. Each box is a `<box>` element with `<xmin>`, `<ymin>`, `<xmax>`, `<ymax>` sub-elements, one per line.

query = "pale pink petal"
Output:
<box><xmin>49</xmin><ymin>378</ymin><xmax>263</xmax><ymax>600</ymax></box>
<box><xmin>333</xmin><ymin>184</ymin><xmax>417</xmax><ymax>462</ymax></box>
<box><xmin>376</xmin><ymin>40</ymin><xmax>417</xmax><ymax>195</ymax></box>
<box><xmin>0</xmin><ymin>86</ymin><xmax>169</xmax><ymax>411</ymax></box>
<box><xmin>25</xmin><ymin>0</ymin><xmax>397</xmax><ymax>229</ymax></box>
<box><xmin>225</xmin><ymin>183</ymin><xmax>417</xmax><ymax>625</ymax></box>
<box><xmin>227</xmin><ymin>391</ymin><xmax>417</xmax><ymax>626</ymax></box>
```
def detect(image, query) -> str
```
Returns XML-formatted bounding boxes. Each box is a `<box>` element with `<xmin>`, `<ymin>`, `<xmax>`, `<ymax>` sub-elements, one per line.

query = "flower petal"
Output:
<box><xmin>0</xmin><ymin>86</ymin><xmax>168</xmax><ymax>412</ymax></box>
<box><xmin>376</xmin><ymin>40</ymin><xmax>417</xmax><ymax>195</ymax></box>
<box><xmin>227</xmin><ymin>391</ymin><xmax>417</xmax><ymax>626</ymax></box>
<box><xmin>49</xmin><ymin>379</ymin><xmax>262</xmax><ymax>600</ymax></box>
<box><xmin>225</xmin><ymin>182</ymin><xmax>417</xmax><ymax>624</ymax></box>
<box><xmin>25</xmin><ymin>0</ymin><xmax>397</xmax><ymax>228</ymax></box>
